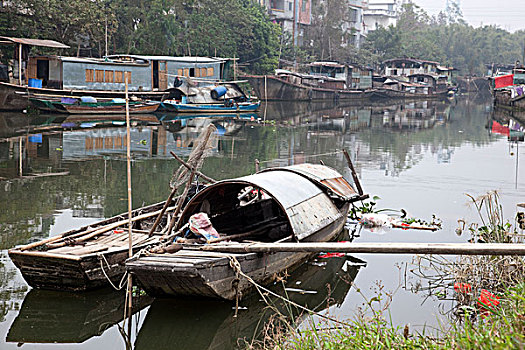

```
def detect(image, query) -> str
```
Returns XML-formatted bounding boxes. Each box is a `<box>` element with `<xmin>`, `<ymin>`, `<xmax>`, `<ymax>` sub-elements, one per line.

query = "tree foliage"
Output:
<box><xmin>0</xmin><ymin>0</ymin><xmax>280</xmax><ymax>74</ymax></box>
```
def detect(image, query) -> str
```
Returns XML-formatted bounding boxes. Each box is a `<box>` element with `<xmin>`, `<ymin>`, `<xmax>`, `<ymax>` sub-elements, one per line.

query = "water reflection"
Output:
<box><xmin>6</xmin><ymin>288</ymin><xmax>152</xmax><ymax>345</ymax></box>
<box><xmin>134</xmin><ymin>255</ymin><xmax>364</xmax><ymax>350</ymax></box>
<box><xmin>0</xmin><ymin>97</ymin><xmax>515</xmax><ymax>348</ymax></box>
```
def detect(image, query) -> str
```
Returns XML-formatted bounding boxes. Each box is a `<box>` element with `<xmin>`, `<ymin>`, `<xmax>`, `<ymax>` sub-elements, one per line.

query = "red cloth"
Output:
<box><xmin>494</xmin><ymin>74</ymin><xmax>514</xmax><ymax>88</ymax></box>
<box><xmin>492</xmin><ymin>120</ymin><xmax>510</xmax><ymax>136</ymax></box>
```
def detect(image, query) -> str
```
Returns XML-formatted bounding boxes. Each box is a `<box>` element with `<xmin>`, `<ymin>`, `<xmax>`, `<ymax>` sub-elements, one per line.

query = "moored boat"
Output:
<box><xmin>245</xmin><ymin>62</ymin><xmax>375</xmax><ymax>101</ymax></box>
<box><xmin>126</xmin><ymin>163</ymin><xmax>367</xmax><ymax>300</ymax></box>
<box><xmin>29</xmin><ymin>96</ymin><xmax>160</xmax><ymax>114</ymax></box>
<box><xmin>161</xmin><ymin>79</ymin><xmax>260</xmax><ymax>113</ymax></box>
<box><xmin>8</xmin><ymin>200</ymin><xmax>175</xmax><ymax>291</ymax></box>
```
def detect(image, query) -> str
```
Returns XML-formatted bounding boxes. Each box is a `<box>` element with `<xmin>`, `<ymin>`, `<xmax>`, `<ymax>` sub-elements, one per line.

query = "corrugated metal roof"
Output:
<box><xmin>0</xmin><ymin>37</ymin><xmax>69</xmax><ymax>49</ymax></box>
<box><xmin>107</xmin><ymin>55</ymin><xmax>225</xmax><ymax>63</ymax></box>
<box><xmin>177</xmin><ymin>169</ymin><xmax>342</xmax><ymax>241</ymax></box>
<box><xmin>263</xmin><ymin>163</ymin><xmax>358</xmax><ymax>201</ymax></box>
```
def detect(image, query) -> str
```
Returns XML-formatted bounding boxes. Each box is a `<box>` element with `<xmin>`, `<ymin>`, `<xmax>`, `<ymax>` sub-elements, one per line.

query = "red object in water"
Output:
<box><xmin>494</xmin><ymin>74</ymin><xmax>514</xmax><ymax>89</ymax></box>
<box><xmin>477</xmin><ymin>289</ymin><xmax>500</xmax><ymax>313</ymax></box>
<box><xmin>454</xmin><ymin>282</ymin><xmax>472</xmax><ymax>294</ymax></box>
<box><xmin>319</xmin><ymin>252</ymin><xmax>345</xmax><ymax>258</ymax></box>
<box><xmin>491</xmin><ymin>120</ymin><xmax>510</xmax><ymax>136</ymax></box>
<box><xmin>113</xmin><ymin>229</ymin><xmax>125</xmax><ymax>234</ymax></box>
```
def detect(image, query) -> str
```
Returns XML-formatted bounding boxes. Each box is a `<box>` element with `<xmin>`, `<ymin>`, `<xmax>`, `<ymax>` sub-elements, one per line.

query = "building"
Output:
<box><xmin>258</xmin><ymin>0</ymin><xmax>312</xmax><ymax>46</ymax></box>
<box><xmin>363</xmin><ymin>0</ymin><xmax>398</xmax><ymax>34</ymax></box>
<box><xmin>345</xmin><ymin>0</ymin><xmax>367</xmax><ymax>48</ymax></box>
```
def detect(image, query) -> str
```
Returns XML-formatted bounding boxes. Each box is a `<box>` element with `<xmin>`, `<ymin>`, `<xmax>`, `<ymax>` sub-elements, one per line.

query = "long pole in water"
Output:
<box><xmin>18</xmin><ymin>43</ymin><xmax>22</xmax><ymax>86</ymax></box>
<box><xmin>125</xmin><ymin>72</ymin><xmax>133</xmax><ymax>327</ymax></box>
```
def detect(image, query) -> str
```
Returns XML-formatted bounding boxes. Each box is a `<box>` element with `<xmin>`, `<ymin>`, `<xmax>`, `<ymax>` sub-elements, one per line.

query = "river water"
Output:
<box><xmin>0</xmin><ymin>96</ymin><xmax>524</xmax><ymax>349</ymax></box>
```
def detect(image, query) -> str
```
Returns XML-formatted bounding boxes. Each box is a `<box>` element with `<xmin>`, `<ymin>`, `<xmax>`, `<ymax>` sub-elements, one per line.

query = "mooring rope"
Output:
<box><xmin>99</xmin><ymin>253</ymin><xmax>128</xmax><ymax>291</ymax></box>
<box><xmin>227</xmin><ymin>256</ymin><xmax>351</xmax><ymax>327</ymax></box>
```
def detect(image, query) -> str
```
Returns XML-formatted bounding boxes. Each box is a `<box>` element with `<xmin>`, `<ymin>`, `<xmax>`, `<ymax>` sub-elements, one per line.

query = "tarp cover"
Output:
<box><xmin>494</xmin><ymin>74</ymin><xmax>514</xmax><ymax>89</ymax></box>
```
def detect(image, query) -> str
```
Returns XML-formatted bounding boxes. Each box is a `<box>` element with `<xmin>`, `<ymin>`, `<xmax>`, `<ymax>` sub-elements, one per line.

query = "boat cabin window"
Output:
<box><xmin>105</xmin><ymin>70</ymin><xmax>114</xmax><ymax>83</ymax></box>
<box><xmin>190</xmin><ymin>68</ymin><xmax>195</xmax><ymax>77</ymax></box>
<box><xmin>95</xmin><ymin>70</ymin><xmax>104</xmax><ymax>82</ymax></box>
<box><xmin>85</xmin><ymin>69</ymin><xmax>94</xmax><ymax>82</ymax></box>
<box><xmin>115</xmin><ymin>71</ymin><xmax>123</xmax><ymax>83</ymax></box>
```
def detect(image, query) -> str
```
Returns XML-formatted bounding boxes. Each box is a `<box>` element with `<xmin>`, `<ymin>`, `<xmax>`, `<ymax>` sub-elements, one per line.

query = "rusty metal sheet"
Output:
<box><xmin>263</xmin><ymin>163</ymin><xmax>357</xmax><ymax>201</ymax></box>
<box><xmin>0</xmin><ymin>37</ymin><xmax>69</xmax><ymax>49</ymax></box>
<box><xmin>178</xmin><ymin>170</ymin><xmax>341</xmax><ymax>240</ymax></box>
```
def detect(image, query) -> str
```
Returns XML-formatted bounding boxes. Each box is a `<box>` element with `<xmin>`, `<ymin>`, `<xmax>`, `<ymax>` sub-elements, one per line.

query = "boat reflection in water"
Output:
<box><xmin>134</xmin><ymin>254</ymin><xmax>365</xmax><ymax>350</ymax></box>
<box><xmin>6</xmin><ymin>288</ymin><xmax>153</xmax><ymax>345</ymax></box>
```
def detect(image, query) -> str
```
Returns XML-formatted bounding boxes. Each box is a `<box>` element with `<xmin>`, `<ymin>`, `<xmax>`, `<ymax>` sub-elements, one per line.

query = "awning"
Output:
<box><xmin>0</xmin><ymin>36</ymin><xmax>69</xmax><ymax>49</ymax></box>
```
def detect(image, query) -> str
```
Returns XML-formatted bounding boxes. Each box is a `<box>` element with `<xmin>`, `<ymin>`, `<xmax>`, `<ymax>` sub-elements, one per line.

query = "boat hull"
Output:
<box><xmin>0</xmin><ymin>82</ymin><xmax>166</xmax><ymax>111</ymax></box>
<box><xmin>161</xmin><ymin>101</ymin><xmax>260</xmax><ymax>113</ymax></box>
<box><xmin>8</xmin><ymin>201</ymin><xmax>166</xmax><ymax>291</ymax></box>
<box><xmin>245</xmin><ymin>75</ymin><xmax>374</xmax><ymax>101</ymax></box>
<box><xmin>127</xmin><ymin>203</ymin><xmax>349</xmax><ymax>300</ymax></box>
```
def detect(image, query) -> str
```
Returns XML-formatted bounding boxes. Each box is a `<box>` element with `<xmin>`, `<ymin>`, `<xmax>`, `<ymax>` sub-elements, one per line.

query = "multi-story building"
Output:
<box><xmin>257</xmin><ymin>0</ymin><xmax>312</xmax><ymax>46</ymax></box>
<box><xmin>344</xmin><ymin>0</ymin><xmax>367</xmax><ymax>48</ymax></box>
<box><xmin>363</xmin><ymin>0</ymin><xmax>398</xmax><ymax>34</ymax></box>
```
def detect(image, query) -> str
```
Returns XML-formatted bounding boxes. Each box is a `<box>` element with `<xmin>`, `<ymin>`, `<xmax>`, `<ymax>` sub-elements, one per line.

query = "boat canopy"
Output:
<box><xmin>0</xmin><ymin>36</ymin><xmax>69</xmax><ymax>49</ymax></box>
<box><xmin>177</xmin><ymin>168</ymin><xmax>344</xmax><ymax>241</ymax></box>
<box><xmin>262</xmin><ymin>163</ymin><xmax>358</xmax><ymax>202</ymax></box>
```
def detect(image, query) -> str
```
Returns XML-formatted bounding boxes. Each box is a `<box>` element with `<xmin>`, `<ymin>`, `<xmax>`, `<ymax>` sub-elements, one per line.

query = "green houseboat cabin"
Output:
<box><xmin>27</xmin><ymin>55</ymin><xmax>228</xmax><ymax>92</ymax></box>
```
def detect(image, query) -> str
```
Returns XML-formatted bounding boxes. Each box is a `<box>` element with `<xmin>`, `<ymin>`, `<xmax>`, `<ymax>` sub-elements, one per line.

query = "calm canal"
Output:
<box><xmin>1</xmin><ymin>95</ymin><xmax>524</xmax><ymax>349</ymax></box>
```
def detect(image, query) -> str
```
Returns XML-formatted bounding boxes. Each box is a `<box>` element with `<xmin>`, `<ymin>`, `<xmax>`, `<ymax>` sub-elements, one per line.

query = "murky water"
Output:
<box><xmin>1</xmin><ymin>96</ymin><xmax>524</xmax><ymax>349</ymax></box>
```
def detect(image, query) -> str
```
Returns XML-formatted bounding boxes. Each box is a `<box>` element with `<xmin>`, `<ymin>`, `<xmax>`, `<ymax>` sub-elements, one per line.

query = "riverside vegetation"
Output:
<box><xmin>1</xmin><ymin>1</ymin><xmax>524</xmax><ymax>76</ymax></box>
<box><xmin>250</xmin><ymin>192</ymin><xmax>525</xmax><ymax>349</ymax></box>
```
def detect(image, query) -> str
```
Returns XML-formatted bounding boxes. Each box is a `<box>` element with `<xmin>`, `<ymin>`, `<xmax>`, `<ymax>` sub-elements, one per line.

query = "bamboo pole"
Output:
<box><xmin>18</xmin><ymin>43</ymin><xmax>22</xmax><ymax>86</ymax></box>
<box><xmin>125</xmin><ymin>71</ymin><xmax>133</xmax><ymax>320</ymax></box>
<box><xmin>18</xmin><ymin>137</ymin><xmax>22</xmax><ymax>177</ymax></box>
<box><xmin>169</xmin><ymin>151</ymin><xmax>216</xmax><ymax>183</ymax></box>
<box><xmin>166</xmin><ymin>125</ymin><xmax>215</xmax><ymax>235</ymax></box>
<box><xmin>343</xmin><ymin>149</ymin><xmax>363</xmax><ymax>196</ymax></box>
<box><xmin>198</xmin><ymin>242</ymin><xmax>525</xmax><ymax>256</ymax></box>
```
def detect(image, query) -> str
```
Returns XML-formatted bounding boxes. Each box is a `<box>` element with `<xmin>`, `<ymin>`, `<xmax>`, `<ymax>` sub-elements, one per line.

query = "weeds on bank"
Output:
<box><xmin>251</xmin><ymin>191</ymin><xmax>525</xmax><ymax>349</ymax></box>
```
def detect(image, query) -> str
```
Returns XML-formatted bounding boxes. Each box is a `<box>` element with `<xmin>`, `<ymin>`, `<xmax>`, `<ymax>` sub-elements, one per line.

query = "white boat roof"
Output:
<box><xmin>110</xmin><ymin>55</ymin><xmax>226</xmax><ymax>63</ymax></box>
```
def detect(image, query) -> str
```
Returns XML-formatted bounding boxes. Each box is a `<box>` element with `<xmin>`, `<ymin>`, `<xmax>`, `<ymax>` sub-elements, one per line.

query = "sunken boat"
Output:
<box><xmin>126</xmin><ymin>163</ymin><xmax>367</xmax><ymax>300</ymax></box>
<box><xmin>8</xmin><ymin>201</ymin><xmax>175</xmax><ymax>291</ymax></box>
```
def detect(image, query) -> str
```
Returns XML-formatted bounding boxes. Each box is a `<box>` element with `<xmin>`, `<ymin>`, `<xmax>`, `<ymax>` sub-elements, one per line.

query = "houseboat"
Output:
<box><xmin>244</xmin><ymin>61</ymin><xmax>374</xmax><ymax>101</ymax></box>
<box><xmin>0</xmin><ymin>36</ymin><xmax>233</xmax><ymax>111</ymax></box>
<box><xmin>126</xmin><ymin>163</ymin><xmax>368</xmax><ymax>300</ymax></box>
<box><xmin>374</xmin><ymin>58</ymin><xmax>454</xmax><ymax>99</ymax></box>
<box><xmin>491</xmin><ymin>66</ymin><xmax>525</xmax><ymax>111</ymax></box>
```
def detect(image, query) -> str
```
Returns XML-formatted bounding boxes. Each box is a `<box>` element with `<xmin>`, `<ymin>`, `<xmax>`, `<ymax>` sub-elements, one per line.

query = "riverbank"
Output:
<box><xmin>259</xmin><ymin>283</ymin><xmax>525</xmax><ymax>349</ymax></box>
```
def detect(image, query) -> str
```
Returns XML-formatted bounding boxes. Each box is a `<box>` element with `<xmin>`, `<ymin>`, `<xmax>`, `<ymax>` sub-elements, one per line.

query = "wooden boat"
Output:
<box><xmin>245</xmin><ymin>73</ymin><xmax>375</xmax><ymax>101</ymax></box>
<box><xmin>161</xmin><ymin>100</ymin><xmax>260</xmax><ymax>113</ymax></box>
<box><xmin>161</xmin><ymin>79</ymin><xmax>260</xmax><ymax>113</ymax></box>
<box><xmin>8</xmin><ymin>200</ymin><xmax>176</xmax><ymax>291</ymax></box>
<box><xmin>126</xmin><ymin>163</ymin><xmax>367</xmax><ymax>300</ymax></box>
<box><xmin>29</xmin><ymin>96</ymin><xmax>160</xmax><ymax>114</ymax></box>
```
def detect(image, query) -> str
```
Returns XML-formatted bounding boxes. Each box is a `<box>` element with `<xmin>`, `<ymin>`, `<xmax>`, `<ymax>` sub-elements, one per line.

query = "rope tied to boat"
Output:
<box><xmin>229</xmin><ymin>256</ymin><xmax>241</xmax><ymax>317</ymax></box>
<box><xmin>227</xmin><ymin>255</ymin><xmax>351</xmax><ymax>327</ymax></box>
<box><xmin>99</xmin><ymin>253</ymin><xmax>128</xmax><ymax>291</ymax></box>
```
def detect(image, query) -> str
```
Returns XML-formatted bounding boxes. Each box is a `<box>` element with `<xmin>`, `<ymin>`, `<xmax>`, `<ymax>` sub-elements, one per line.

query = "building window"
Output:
<box><xmin>195</xmin><ymin>68</ymin><xmax>201</xmax><ymax>78</ymax></box>
<box><xmin>207</xmin><ymin>67</ymin><xmax>214</xmax><ymax>77</ymax></box>
<box><xmin>85</xmin><ymin>69</ymin><xmax>94</xmax><ymax>82</ymax></box>
<box><xmin>289</xmin><ymin>2</ymin><xmax>292</xmax><ymax>11</ymax></box>
<box><xmin>115</xmin><ymin>71</ymin><xmax>124</xmax><ymax>83</ymax></box>
<box><xmin>95</xmin><ymin>70</ymin><xmax>104</xmax><ymax>82</ymax></box>
<box><xmin>183</xmin><ymin>68</ymin><xmax>190</xmax><ymax>77</ymax></box>
<box><xmin>105</xmin><ymin>70</ymin><xmax>114</xmax><ymax>83</ymax></box>
<box><xmin>177</xmin><ymin>68</ymin><xmax>184</xmax><ymax>76</ymax></box>
<box><xmin>301</xmin><ymin>0</ymin><xmax>307</xmax><ymax>11</ymax></box>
